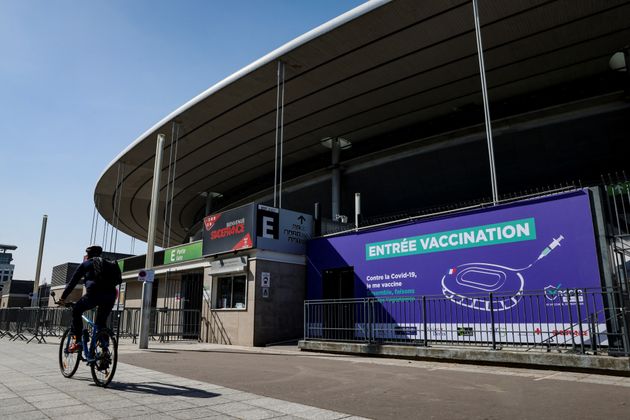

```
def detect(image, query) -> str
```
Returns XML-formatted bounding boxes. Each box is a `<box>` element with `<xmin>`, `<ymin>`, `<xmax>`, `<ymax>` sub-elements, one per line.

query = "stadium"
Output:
<box><xmin>92</xmin><ymin>0</ymin><xmax>630</xmax><ymax>349</ymax></box>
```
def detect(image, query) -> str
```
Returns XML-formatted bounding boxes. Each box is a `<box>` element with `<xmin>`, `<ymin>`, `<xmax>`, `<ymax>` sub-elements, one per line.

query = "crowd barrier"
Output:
<box><xmin>0</xmin><ymin>307</ymin><xmax>201</xmax><ymax>343</ymax></box>
<box><xmin>304</xmin><ymin>288</ymin><xmax>630</xmax><ymax>356</ymax></box>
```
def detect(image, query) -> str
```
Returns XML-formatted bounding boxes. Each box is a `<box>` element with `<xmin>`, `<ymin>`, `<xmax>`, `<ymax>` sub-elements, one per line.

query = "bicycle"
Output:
<box><xmin>51</xmin><ymin>292</ymin><xmax>118</xmax><ymax>387</ymax></box>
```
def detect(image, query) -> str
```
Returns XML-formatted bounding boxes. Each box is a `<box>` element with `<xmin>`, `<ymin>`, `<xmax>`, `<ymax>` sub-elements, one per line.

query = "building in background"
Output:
<box><xmin>48</xmin><ymin>262</ymin><xmax>81</xmax><ymax>306</ymax></box>
<box><xmin>0</xmin><ymin>244</ymin><xmax>17</xmax><ymax>293</ymax></box>
<box><xmin>0</xmin><ymin>279</ymin><xmax>33</xmax><ymax>308</ymax></box>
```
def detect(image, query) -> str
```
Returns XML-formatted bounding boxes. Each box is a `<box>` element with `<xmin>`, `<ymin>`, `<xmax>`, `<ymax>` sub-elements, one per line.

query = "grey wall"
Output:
<box><xmin>252</xmin><ymin>259</ymin><xmax>306</xmax><ymax>346</ymax></box>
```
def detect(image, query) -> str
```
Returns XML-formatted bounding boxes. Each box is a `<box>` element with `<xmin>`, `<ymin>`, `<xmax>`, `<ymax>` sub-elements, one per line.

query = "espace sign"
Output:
<box><xmin>202</xmin><ymin>203</ymin><xmax>312</xmax><ymax>257</ymax></box>
<box><xmin>257</xmin><ymin>205</ymin><xmax>313</xmax><ymax>255</ymax></box>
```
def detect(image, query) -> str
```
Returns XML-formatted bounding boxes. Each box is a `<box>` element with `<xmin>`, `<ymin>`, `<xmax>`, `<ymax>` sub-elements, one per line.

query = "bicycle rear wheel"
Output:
<box><xmin>58</xmin><ymin>328</ymin><xmax>80</xmax><ymax>378</ymax></box>
<box><xmin>90</xmin><ymin>328</ymin><xmax>117</xmax><ymax>387</ymax></box>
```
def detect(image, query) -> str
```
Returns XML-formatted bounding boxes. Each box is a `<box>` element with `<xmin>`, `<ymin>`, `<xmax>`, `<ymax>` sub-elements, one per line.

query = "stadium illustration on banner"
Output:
<box><xmin>441</xmin><ymin>235</ymin><xmax>565</xmax><ymax>311</ymax></box>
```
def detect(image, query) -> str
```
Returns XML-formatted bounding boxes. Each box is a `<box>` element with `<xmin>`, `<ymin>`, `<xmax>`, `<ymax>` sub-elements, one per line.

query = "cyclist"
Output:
<box><xmin>57</xmin><ymin>245</ymin><xmax>117</xmax><ymax>352</ymax></box>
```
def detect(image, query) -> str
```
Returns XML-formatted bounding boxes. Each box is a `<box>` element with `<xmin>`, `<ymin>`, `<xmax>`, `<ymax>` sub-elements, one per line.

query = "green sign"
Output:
<box><xmin>365</xmin><ymin>218</ymin><xmax>536</xmax><ymax>261</ymax></box>
<box><xmin>163</xmin><ymin>241</ymin><xmax>203</xmax><ymax>265</ymax></box>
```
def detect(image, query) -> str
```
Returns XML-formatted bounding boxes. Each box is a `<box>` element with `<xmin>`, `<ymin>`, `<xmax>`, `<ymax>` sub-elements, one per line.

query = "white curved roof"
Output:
<box><xmin>95</xmin><ymin>0</ymin><xmax>630</xmax><ymax>243</ymax></box>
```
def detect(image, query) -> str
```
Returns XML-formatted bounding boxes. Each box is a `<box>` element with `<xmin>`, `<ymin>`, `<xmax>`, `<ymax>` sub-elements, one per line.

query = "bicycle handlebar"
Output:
<box><xmin>50</xmin><ymin>292</ymin><xmax>74</xmax><ymax>308</ymax></box>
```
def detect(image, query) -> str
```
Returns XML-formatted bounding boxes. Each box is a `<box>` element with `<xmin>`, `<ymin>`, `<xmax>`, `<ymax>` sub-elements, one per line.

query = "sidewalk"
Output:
<box><xmin>0</xmin><ymin>340</ymin><xmax>367</xmax><ymax>420</ymax></box>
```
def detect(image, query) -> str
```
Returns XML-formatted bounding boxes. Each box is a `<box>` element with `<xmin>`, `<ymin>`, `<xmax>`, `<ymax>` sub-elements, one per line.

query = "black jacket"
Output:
<box><xmin>61</xmin><ymin>258</ymin><xmax>115</xmax><ymax>300</ymax></box>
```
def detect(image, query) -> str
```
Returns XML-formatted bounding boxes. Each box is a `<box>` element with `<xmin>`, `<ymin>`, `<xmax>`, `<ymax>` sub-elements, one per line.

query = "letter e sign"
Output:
<box><xmin>256</xmin><ymin>208</ymin><xmax>279</xmax><ymax>239</ymax></box>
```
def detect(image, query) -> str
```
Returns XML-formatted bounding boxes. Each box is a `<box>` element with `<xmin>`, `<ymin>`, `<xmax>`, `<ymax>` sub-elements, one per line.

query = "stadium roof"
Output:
<box><xmin>95</xmin><ymin>0</ymin><xmax>630</xmax><ymax>243</ymax></box>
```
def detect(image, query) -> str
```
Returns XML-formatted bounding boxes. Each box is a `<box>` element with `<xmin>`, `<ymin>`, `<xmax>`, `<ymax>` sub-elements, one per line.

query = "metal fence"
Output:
<box><xmin>304</xmin><ymin>288</ymin><xmax>630</xmax><ymax>356</ymax></box>
<box><xmin>0</xmin><ymin>307</ymin><xmax>201</xmax><ymax>343</ymax></box>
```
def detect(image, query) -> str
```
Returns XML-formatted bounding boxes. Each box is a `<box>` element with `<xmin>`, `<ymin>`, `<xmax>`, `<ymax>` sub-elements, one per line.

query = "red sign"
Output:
<box><xmin>202</xmin><ymin>204</ymin><xmax>255</xmax><ymax>256</ymax></box>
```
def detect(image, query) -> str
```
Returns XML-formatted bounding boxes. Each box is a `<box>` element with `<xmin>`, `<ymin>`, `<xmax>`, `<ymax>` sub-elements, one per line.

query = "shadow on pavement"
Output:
<box><xmin>108</xmin><ymin>381</ymin><xmax>220</xmax><ymax>398</ymax></box>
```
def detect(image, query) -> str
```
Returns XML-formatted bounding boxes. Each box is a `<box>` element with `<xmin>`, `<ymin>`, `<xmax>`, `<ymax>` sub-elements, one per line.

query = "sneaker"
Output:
<box><xmin>68</xmin><ymin>338</ymin><xmax>82</xmax><ymax>353</ymax></box>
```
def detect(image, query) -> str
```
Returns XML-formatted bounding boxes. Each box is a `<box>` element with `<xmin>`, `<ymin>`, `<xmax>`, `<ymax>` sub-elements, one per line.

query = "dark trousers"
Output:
<box><xmin>72</xmin><ymin>291</ymin><xmax>116</xmax><ymax>337</ymax></box>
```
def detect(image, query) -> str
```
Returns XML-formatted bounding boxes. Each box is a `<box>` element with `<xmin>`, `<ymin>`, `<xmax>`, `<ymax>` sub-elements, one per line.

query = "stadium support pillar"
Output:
<box><xmin>139</xmin><ymin>133</ymin><xmax>165</xmax><ymax>349</ymax></box>
<box><xmin>354</xmin><ymin>193</ymin><xmax>361</xmax><ymax>231</ymax></box>
<box><xmin>274</xmin><ymin>61</ymin><xmax>286</xmax><ymax>208</ymax></box>
<box><xmin>32</xmin><ymin>214</ymin><xmax>47</xmax><ymax>306</ymax></box>
<box><xmin>332</xmin><ymin>138</ymin><xmax>341</xmax><ymax>220</ymax></box>
<box><xmin>472</xmin><ymin>0</ymin><xmax>498</xmax><ymax>205</ymax></box>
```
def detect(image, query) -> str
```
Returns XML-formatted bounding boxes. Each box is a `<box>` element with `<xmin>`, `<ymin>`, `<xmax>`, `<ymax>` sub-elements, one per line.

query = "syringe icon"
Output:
<box><xmin>537</xmin><ymin>235</ymin><xmax>564</xmax><ymax>260</ymax></box>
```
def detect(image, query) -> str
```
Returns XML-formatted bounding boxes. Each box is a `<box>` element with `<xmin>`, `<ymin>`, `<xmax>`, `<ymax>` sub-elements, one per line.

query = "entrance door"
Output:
<box><xmin>180</xmin><ymin>272</ymin><xmax>203</xmax><ymax>339</ymax></box>
<box><xmin>322</xmin><ymin>267</ymin><xmax>355</xmax><ymax>340</ymax></box>
<box><xmin>323</xmin><ymin>267</ymin><xmax>354</xmax><ymax>299</ymax></box>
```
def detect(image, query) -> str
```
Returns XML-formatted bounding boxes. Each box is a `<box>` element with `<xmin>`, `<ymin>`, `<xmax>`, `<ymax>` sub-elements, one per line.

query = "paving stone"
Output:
<box><xmin>18</xmin><ymin>387</ymin><xmax>63</xmax><ymax>397</ymax></box>
<box><xmin>247</xmin><ymin>398</ymin><xmax>315</xmax><ymax>414</ymax></box>
<box><xmin>211</xmin><ymin>402</ymin><xmax>261</xmax><ymax>415</ymax></box>
<box><xmin>0</xmin><ymin>410</ymin><xmax>49</xmax><ymax>420</ymax></box>
<box><xmin>293</xmin><ymin>408</ymin><xmax>351</xmax><ymax>420</ymax></box>
<box><xmin>32</xmin><ymin>397</ymin><xmax>83</xmax><ymax>409</ymax></box>
<box><xmin>168</xmin><ymin>407</ymin><xmax>224</xmax><ymax>419</ymax></box>
<box><xmin>43</xmin><ymin>403</ymin><xmax>95</xmax><ymax>418</ymax></box>
<box><xmin>51</xmin><ymin>411</ymin><xmax>113</xmax><ymax>420</ymax></box>
<box><xmin>106</xmin><ymin>404</ymin><xmax>159</xmax><ymax>418</ymax></box>
<box><xmin>126</xmin><ymin>414</ymin><xmax>180</xmax><ymax>420</ymax></box>
<box><xmin>235</xmin><ymin>407</ymin><xmax>286</xmax><ymax>420</ymax></box>
<box><xmin>89</xmin><ymin>397</ymin><xmax>141</xmax><ymax>411</ymax></box>
<box><xmin>0</xmin><ymin>391</ymin><xmax>18</xmax><ymax>400</ymax></box>
<box><xmin>0</xmin><ymin>403</ymin><xmax>38</xmax><ymax>416</ymax></box>
<box><xmin>23</xmin><ymin>391</ymin><xmax>68</xmax><ymax>403</ymax></box>
<box><xmin>0</xmin><ymin>396</ymin><xmax>26</xmax><ymax>407</ymax></box>
<box><xmin>185</xmin><ymin>395</ymin><xmax>235</xmax><ymax>407</ymax></box>
<box><xmin>225</xmin><ymin>392</ymin><xmax>263</xmax><ymax>402</ymax></box>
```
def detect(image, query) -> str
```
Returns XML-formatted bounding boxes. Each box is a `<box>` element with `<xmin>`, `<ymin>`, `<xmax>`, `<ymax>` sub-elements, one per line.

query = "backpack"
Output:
<box><xmin>93</xmin><ymin>257</ymin><xmax>123</xmax><ymax>286</ymax></box>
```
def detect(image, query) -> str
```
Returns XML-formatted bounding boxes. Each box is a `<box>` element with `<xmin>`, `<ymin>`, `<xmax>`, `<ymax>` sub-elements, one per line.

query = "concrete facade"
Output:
<box><xmin>203</xmin><ymin>263</ymin><xmax>256</xmax><ymax>346</ymax></box>
<box><xmin>197</xmin><ymin>252</ymin><xmax>307</xmax><ymax>346</ymax></box>
<box><xmin>253</xmin><ymin>259</ymin><xmax>305</xmax><ymax>346</ymax></box>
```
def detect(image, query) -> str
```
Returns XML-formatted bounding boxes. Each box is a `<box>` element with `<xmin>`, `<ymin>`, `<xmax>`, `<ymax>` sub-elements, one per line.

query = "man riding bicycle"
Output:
<box><xmin>58</xmin><ymin>245</ymin><xmax>117</xmax><ymax>352</ymax></box>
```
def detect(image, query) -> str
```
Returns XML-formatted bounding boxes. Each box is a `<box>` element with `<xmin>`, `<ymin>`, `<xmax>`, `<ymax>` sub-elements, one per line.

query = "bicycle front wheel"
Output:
<box><xmin>90</xmin><ymin>328</ymin><xmax>118</xmax><ymax>387</ymax></box>
<box><xmin>58</xmin><ymin>328</ymin><xmax>80</xmax><ymax>378</ymax></box>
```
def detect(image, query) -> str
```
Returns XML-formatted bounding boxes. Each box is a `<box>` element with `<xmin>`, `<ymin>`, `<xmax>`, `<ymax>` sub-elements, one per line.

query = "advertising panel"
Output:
<box><xmin>256</xmin><ymin>205</ymin><xmax>313</xmax><ymax>254</ymax></box>
<box><xmin>202</xmin><ymin>204</ymin><xmax>255</xmax><ymax>256</ymax></box>
<box><xmin>306</xmin><ymin>190</ymin><xmax>606</xmax><ymax>344</ymax></box>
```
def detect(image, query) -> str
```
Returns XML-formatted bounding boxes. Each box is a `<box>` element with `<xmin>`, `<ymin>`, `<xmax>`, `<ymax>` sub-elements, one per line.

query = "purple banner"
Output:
<box><xmin>307</xmin><ymin>191</ymin><xmax>605</xmax><ymax>343</ymax></box>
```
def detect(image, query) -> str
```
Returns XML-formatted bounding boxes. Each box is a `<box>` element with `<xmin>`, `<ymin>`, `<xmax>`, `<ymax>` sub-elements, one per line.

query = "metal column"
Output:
<box><xmin>32</xmin><ymin>214</ymin><xmax>48</xmax><ymax>306</ymax></box>
<box><xmin>472</xmin><ymin>0</ymin><xmax>499</xmax><ymax>205</ymax></box>
<box><xmin>331</xmin><ymin>138</ymin><xmax>341</xmax><ymax>219</ymax></box>
<box><xmin>354</xmin><ymin>192</ymin><xmax>361</xmax><ymax>231</ymax></box>
<box><xmin>139</xmin><ymin>133</ymin><xmax>165</xmax><ymax>349</ymax></box>
<box><xmin>273</xmin><ymin>61</ymin><xmax>286</xmax><ymax>208</ymax></box>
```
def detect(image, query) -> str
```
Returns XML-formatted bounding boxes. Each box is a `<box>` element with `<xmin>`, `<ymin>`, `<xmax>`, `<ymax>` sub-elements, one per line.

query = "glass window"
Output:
<box><xmin>214</xmin><ymin>275</ymin><xmax>246</xmax><ymax>309</ymax></box>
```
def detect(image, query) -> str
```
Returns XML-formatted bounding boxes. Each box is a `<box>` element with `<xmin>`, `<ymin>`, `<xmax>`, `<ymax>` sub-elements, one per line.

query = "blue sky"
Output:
<box><xmin>0</xmin><ymin>0</ymin><xmax>365</xmax><ymax>282</ymax></box>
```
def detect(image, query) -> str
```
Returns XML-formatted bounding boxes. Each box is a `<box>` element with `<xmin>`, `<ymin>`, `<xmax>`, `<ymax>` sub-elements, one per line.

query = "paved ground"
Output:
<box><xmin>117</xmin><ymin>341</ymin><xmax>630</xmax><ymax>420</ymax></box>
<box><xmin>0</xmin><ymin>340</ymin><xmax>365</xmax><ymax>420</ymax></box>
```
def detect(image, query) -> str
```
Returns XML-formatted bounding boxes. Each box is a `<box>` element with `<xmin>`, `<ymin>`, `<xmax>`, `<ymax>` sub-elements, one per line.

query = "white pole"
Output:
<box><xmin>472</xmin><ymin>0</ymin><xmax>498</xmax><ymax>205</ymax></box>
<box><xmin>354</xmin><ymin>193</ymin><xmax>361</xmax><ymax>232</ymax></box>
<box><xmin>331</xmin><ymin>138</ymin><xmax>341</xmax><ymax>219</ymax></box>
<box><xmin>139</xmin><ymin>134</ymin><xmax>165</xmax><ymax>349</ymax></box>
